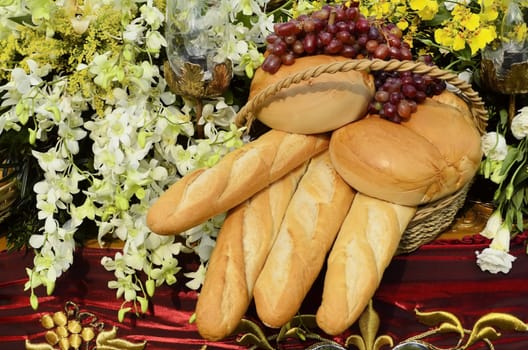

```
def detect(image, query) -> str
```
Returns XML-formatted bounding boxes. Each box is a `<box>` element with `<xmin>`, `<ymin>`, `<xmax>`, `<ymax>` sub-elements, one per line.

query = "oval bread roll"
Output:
<box><xmin>248</xmin><ymin>55</ymin><xmax>375</xmax><ymax>134</ymax></box>
<box><xmin>329</xmin><ymin>91</ymin><xmax>482</xmax><ymax>206</ymax></box>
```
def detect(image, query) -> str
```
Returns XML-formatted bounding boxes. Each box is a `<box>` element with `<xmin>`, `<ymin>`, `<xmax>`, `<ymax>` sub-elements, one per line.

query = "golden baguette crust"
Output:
<box><xmin>249</xmin><ymin>55</ymin><xmax>375</xmax><ymax>134</ymax></box>
<box><xmin>316</xmin><ymin>193</ymin><xmax>416</xmax><ymax>335</ymax></box>
<box><xmin>329</xmin><ymin>92</ymin><xmax>482</xmax><ymax>206</ymax></box>
<box><xmin>195</xmin><ymin>162</ymin><xmax>308</xmax><ymax>341</ymax></box>
<box><xmin>147</xmin><ymin>130</ymin><xmax>329</xmax><ymax>235</ymax></box>
<box><xmin>253</xmin><ymin>151</ymin><xmax>355</xmax><ymax>328</ymax></box>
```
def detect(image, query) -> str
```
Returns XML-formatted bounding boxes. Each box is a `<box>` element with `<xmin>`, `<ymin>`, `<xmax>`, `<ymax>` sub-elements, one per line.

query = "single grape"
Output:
<box><xmin>374</xmin><ymin>44</ymin><xmax>389</xmax><ymax>59</ymax></box>
<box><xmin>266</xmin><ymin>33</ymin><xmax>280</xmax><ymax>44</ymax></box>
<box><xmin>368</xmin><ymin>26</ymin><xmax>380</xmax><ymax>40</ymax></box>
<box><xmin>303</xmin><ymin>33</ymin><xmax>317</xmax><ymax>53</ymax></box>
<box><xmin>334</xmin><ymin>5</ymin><xmax>346</xmax><ymax>21</ymax></box>
<box><xmin>365</xmin><ymin>39</ymin><xmax>379</xmax><ymax>53</ymax></box>
<box><xmin>341</xmin><ymin>45</ymin><xmax>357</xmax><ymax>58</ymax></box>
<box><xmin>281</xmin><ymin>52</ymin><xmax>296</xmax><ymax>65</ymax></box>
<box><xmin>336</xmin><ymin>30</ymin><xmax>353</xmax><ymax>44</ymax></box>
<box><xmin>303</xmin><ymin>18</ymin><xmax>316</xmax><ymax>32</ymax></box>
<box><xmin>388</xmin><ymin>46</ymin><xmax>401</xmax><ymax>60</ymax></box>
<box><xmin>274</xmin><ymin>21</ymin><xmax>301</xmax><ymax>37</ymax></box>
<box><xmin>318</xmin><ymin>31</ymin><xmax>333</xmax><ymax>46</ymax></box>
<box><xmin>292</xmin><ymin>40</ymin><xmax>304</xmax><ymax>55</ymax></box>
<box><xmin>386</xmin><ymin>34</ymin><xmax>401</xmax><ymax>48</ymax></box>
<box><xmin>325</xmin><ymin>38</ymin><xmax>344</xmax><ymax>54</ymax></box>
<box><xmin>415</xmin><ymin>91</ymin><xmax>427</xmax><ymax>102</ymax></box>
<box><xmin>336</xmin><ymin>21</ymin><xmax>349</xmax><ymax>32</ymax></box>
<box><xmin>312</xmin><ymin>8</ymin><xmax>330</xmax><ymax>20</ymax></box>
<box><xmin>327</xmin><ymin>23</ymin><xmax>338</xmax><ymax>34</ymax></box>
<box><xmin>402</xmin><ymin>84</ymin><xmax>417</xmax><ymax>98</ymax></box>
<box><xmin>389</xmin><ymin>91</ymin><xmax>402</xmax><ymax>105</ymax></box>
<box><xmin>345</xmin><ymin>6</ymin><xmax>359</xmax><ymax>20</ymax></box>
<box><xmin>383</xmin><ymin>102</ymin><xmax>397</xmax><ymax>118</ymax></box>
<box><xmin>375</xmin><ymin>90</ymin><xmax>390</xmax><ymax>102</ymax></box>
<box><xmin>261</xmin><ymin>54</ymin><xmax>282</xmax><ymax>73</ymax></box>
<box><xmin>397</xmin><ymin>99</ymin><xmax>412</xmax><ymax>119</ymax></box>
<box><xmin>269</xmin><ymin>40</ymin><xmax>287</xmax><ymax>56</ymax></box>
<box><xmin>355</xmin><ymin>18</ymin><xmax>370</xmax><ymax>33</ymax></box>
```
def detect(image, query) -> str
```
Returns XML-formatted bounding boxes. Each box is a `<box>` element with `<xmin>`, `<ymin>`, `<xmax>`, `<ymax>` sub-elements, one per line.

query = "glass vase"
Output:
<box><xmin>164</xmin><ymin>0</ymin><xmax>232</xmax><ymax>98</ymax></box>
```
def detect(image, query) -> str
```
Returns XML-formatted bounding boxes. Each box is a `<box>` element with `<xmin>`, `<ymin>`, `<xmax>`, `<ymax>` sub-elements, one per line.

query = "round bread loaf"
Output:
<box><xmin>248</xmin><ymin>55</ymin><xmax>375</xmax><ymax>134</ymax></box>
<box><xmin>329</xmin><ymin>91</ymin><xmax>482</xmax><ymax>206</ymax></box>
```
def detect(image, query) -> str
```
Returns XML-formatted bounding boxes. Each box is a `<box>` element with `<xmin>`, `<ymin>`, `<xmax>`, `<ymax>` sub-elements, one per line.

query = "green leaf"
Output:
<box><xmin>511</xmin><ymin>188</ymin><xmax>524</xmax><ymax>209</ymax></box>
<box><xmin>118</xmin><ymin>307</ymin><xmax>131</xmax><ymax>322</ymax></box>
<box><xmin>500</xmin><ymin>148</ymin><xmax>520</xmax><ymax>175</ymax></box>
<box><xmin>513</xmin><ymin>165</ymin><xmax>528</xmax><ymax>186</ymax></box>
<box><xmin>516</xmin><ymin>209</ymin><xmax>524</xmax><ymax>232</ymax></box>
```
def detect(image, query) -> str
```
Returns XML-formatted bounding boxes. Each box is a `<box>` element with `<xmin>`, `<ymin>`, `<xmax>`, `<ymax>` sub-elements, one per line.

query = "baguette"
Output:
<box><xmin>316</xmin><ymin>193</ymin><xmax>416</xmax><ymax>335</ymax></box>
<box><xmin>195</xmin><ymin>162</ymin><xmax>309</xmax><ymax>341</ymax></box>
<box><xmin>253</xmin><ymin>151</ymin><xmax>355</xmax><ymax>328</ymax></box>
<box><xmin>147</xmin><ymin>130</ymin><xmax>329</xmax><ymax>235</ymax></box>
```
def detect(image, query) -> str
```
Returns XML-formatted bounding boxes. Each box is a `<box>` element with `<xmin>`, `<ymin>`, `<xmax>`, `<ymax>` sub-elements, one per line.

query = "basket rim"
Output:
<box><xmin>235</xmin><ymin>58</ymin><xmax>488</xmax><ymax>135</ymax></box>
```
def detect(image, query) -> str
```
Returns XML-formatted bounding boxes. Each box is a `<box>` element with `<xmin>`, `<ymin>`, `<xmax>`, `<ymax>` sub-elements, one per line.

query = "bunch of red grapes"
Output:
<box><xmin>261</xmin><ymin>2</ymin><xmax>447</xmax><ymax>122</ymax></box>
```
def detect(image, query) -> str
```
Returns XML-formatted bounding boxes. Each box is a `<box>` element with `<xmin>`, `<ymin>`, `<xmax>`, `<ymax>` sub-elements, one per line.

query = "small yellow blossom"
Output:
<box><xmin>469</xmin><ymin>26</ymin><xmax>497</xmax><ymax>54</ymax></box>
<box><xmin>409</xmin><ymin>0</ymin><xmax>439</xmax><ymax>20</ymax></box>
<box><xmin>397</xmin><ymin>19</ymin><xmax>409</xmax><ymax>31</ymax></box>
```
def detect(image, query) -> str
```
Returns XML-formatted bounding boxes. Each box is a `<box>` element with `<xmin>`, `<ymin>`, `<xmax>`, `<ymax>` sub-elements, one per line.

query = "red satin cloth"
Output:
<box><xmin>1</xmin><ymin>235</ymin><xmax>527</xmax><ymax>349</ymax></box>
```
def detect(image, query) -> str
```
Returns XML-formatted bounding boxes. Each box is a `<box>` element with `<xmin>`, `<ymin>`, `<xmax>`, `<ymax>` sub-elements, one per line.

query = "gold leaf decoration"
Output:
<box><xmin>95</xmin><ymin>327</ymin><xmax>146</xmax><ymax>350</ymax></box>
<box><xmin>414</xmin><ymin>309</ymin><xmax>465</xmax><ymax>339</ymax></box>
<box><xmin>463</xmin><ymin>313</ymin><xmax>528</xmax><ymax>348</ymax></box>
<box><xmin>277</xmin><ymin>315</ymin><xmax>318</xmax><ymax>342</ymax></box>
<box><xmin>205</xmin><ymin>61</ymin><xmax>233</xmax><ymax>97</ymax></box>
<box><xmin>234</xmin><ymin>318</ymin><xmax>275</xmax><ymax>350</ymax></box>
<box><xmin>24</xmin><ymin>340</ymin><xmax>55</xmax><ymax>350</ymax></box>
<box><xmin>401</xmin><ymin>308</ymin><xmax>528</xmax><ymax>350</ymax></box>
<box><xmin>345</xmin><ymin>301</ymin><xmax>395</xmax><ymax>350</ymax></box>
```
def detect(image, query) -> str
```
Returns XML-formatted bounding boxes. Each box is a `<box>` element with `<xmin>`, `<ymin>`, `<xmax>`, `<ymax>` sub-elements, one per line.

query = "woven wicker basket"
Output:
<box><xmin>235</xmin><ymin>58</ymin><xmax>488</xmax><ymax>254</ymax></box>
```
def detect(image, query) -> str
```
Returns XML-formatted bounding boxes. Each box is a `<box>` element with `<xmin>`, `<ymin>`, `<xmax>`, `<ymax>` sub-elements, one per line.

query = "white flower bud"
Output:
<box><xmin>480</xmin><ymin>211</ymin><xmax>502</xmax><ymax>239</ymax></box>
<box><xmin>511</xmin><ymin>107</ymin><xmax>528</xmax><ymax>140</ymax></box>
<box><xmin>481</xmin><ymin>132</ymin><xmax>508</xmax><ymax>161</ymax></box>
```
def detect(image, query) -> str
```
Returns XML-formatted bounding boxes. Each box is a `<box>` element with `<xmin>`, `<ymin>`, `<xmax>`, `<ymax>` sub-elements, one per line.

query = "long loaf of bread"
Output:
<box><xmin>253</xmin><ymin>151</ymin><xmax>355</xmax><ymax>328</ymax></box>
<box><xmin>316</xmin><ymin>193</ymin><xmax>417</xmax><ymax>335</ymax></box>
<box><xmin>147</xmin><ymin>130</ymin><xmax>329</xmax><ymax>235</ymax></box>
<box><xmin>195</xmin><ymin>162</ymin><xmax>309</xmax><ymax>341</ymax></box>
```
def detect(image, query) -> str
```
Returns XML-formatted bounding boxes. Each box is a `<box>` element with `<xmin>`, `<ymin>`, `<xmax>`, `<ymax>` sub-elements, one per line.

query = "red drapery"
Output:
<box><xmin>1</xmin><ymin>235</ymin><xmax>527</xmax><ymax>349</ymax></box>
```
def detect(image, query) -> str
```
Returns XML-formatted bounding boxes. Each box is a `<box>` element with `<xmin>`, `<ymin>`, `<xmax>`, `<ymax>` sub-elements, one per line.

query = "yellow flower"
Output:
<box><xmin>462</xmin><ymin>12</ymin><xmax>480</xmax><ymax>31</ymax></box>
<box><xmin>468</xmin><ymin>26</ymin><xmax>497</xmax><ymax>54</ymax></box>
<box><xmin>409</xmin><ymin>0</ymin><xmax>439</xmax><ymax>20</ymax></box>
<box><xmin>479</xmin><ymin>0</ymin><xmax>499</xmax><ymax>22</ymax></box>
<box><xmin>434</xmin><ymin>27</ymin><xmax>453</xmax><ymax>46</ymax></box>
<box><xmin>453</xmin><ymin>33</ymin><xmax>467</xmax><ymax>51</ymax></box>
<box><xmin>397</xmin><ymin>19</ymin><xmax>409</xmax><ymax>30</ymax></box>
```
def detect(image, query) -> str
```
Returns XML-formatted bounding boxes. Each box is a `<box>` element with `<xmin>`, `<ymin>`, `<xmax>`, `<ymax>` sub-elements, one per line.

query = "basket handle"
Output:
<box><xmin>235</xmin><ymin>58</ymin><xmax>488</xmax><ymax>134</ymax></box>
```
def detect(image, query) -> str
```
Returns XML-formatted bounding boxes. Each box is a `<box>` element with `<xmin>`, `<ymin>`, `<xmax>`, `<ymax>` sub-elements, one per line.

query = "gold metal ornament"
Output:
<box><xmin>163</xmin><ymin>60</ymin><xmax>232</xmax><ymax>99</ymax></box>
<box><xmin>25</xmin><ymin>301</ymin><xmax>147</xmax><ymax>350</ymax></box>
